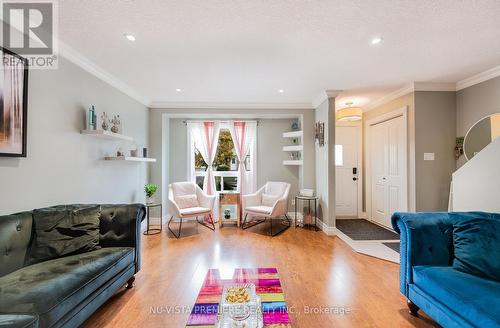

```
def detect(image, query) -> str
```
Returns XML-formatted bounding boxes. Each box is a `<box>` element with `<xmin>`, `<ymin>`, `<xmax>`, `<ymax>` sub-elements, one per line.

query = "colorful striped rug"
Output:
<box><xmin>186</xmin><ymin>268</ymin><xmax>291</xmax><ymax>327</ymax></box>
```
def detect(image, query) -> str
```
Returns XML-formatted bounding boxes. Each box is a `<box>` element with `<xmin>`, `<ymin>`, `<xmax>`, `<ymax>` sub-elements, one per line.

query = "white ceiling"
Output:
<box><xmin>58</xmin><ymin>0</ymin><xmax>500</xmax><ymax>108</ymax></box>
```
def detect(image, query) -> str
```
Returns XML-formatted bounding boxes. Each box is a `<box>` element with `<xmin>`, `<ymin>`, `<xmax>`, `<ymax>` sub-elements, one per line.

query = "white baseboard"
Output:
<box><xmin>317</xmin><ymin>219</ymin><xmax>337</xmax><ymax>236</ymax></box>
<box><xmin>290</xmin><ymin>211</ymin><xmax>337</xmax><ymax>235</ymax></box>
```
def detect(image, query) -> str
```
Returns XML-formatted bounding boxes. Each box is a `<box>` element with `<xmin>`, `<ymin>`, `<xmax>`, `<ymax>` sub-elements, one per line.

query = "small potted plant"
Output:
<box><xmin>144</xmin><ymin>183</ymin><xmax>158</xmax><ymax>204</ymax></box>
<box><xmin>224</xmin><ymin>209</ymin><xmax>231</xmax><ymax>219</ymax></box>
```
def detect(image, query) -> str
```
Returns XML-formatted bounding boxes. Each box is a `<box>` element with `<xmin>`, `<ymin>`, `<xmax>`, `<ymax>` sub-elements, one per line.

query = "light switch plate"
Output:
<box><xmin>424</xmin><ymin>153</ymin><xmax>435</xmax><ymax>161</ymax></box>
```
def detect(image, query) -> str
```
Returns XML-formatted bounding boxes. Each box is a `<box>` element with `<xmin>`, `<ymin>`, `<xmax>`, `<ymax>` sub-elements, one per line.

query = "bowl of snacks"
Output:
<box><xmin>219</xmin><ymin>283</ymin><xmax>261</xmax><ymax>325</ymax></box>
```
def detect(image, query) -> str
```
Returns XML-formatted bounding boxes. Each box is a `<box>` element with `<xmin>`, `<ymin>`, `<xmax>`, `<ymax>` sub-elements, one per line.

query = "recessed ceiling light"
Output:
<box><xmin>371</xmin><ymin>37</ymin><xmax>383</xmax><ymax>45</ymax></box>
<box><xmin>278</xmin><ymin>89</ymin><xmax>284</xmax><ymax>93</ymax></box>
<box><xmin>175</xmin><ymin>88</ymin><xmax>182</xmax><ymax>92</ymax></box>
<box><xmin>124</xmin><ymin>33</ymin><xmax>136</xmax><ymax>41</ymax></box>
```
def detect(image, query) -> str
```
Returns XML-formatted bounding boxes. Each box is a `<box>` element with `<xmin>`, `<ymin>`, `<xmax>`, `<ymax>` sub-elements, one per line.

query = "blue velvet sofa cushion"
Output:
<box><xmin>451</xmin><ymin>212</ymin><xmax>500</xmax><ymax>282</ymax></box>
<box><xmin>413</xmin><ymin>266</ymin><xmax>500</xmax><ymax>328</ymax></box>
<box><xmin>0</xmin><ymin>247</ymin><xmax>134</xmax><ymax>327</ymax></box>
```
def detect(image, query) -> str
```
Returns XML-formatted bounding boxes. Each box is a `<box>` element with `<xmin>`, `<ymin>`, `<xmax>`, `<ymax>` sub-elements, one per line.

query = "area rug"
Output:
<box><xmin>336</xmin><ymin>219</ymin><xmax>399</xmax><ymax>240</ymax></box>
<box><xmin>383</xmin><ymin>242</ymin><xmax>400</xmax><ymax>253</ymax></box>
<box><xmin>186</xmin><ymin>267</ymin><xmax>291</xmax><ymax>327</ymax></box>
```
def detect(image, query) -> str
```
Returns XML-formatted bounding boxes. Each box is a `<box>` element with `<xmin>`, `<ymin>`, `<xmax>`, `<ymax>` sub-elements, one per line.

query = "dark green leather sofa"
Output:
<box><xmin>0</xmin><ymin>204</ymin><xmax>146</xmax><ymax>328</ymax></box>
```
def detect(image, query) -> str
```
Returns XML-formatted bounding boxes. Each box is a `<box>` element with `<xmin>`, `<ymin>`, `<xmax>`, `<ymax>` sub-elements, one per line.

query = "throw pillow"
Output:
<box><xmin>29</xmin><ymin>205</ymin><xmax>101</xmax><ymax>264</ymax></box>
<box><xmin>451</xmin><ymin>212</ymin><xmax>500</xmax><ymax>282</ymax></box>
<box><xmin>176</xmin><ymin>194</ymin><xmax>199</xmax><ymax>209</ymax></box>
<box><xmin>262</xmin><ymin>193</ymin><xmax>279</xmax><ymax>207</ymax></box>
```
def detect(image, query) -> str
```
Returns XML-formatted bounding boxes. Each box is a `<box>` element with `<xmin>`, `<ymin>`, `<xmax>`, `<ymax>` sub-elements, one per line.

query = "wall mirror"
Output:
<box><xmin>464</xmin><ymin>113</ymin><xmax>500</xmax><ymax>160</ymax></box>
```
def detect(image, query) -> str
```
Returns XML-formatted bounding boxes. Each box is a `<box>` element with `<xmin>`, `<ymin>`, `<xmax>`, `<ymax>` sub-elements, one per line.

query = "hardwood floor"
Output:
<box><xmin>83</xmin><ymin>221</ymin><xmax>438</xmax><ymax>328</ymax></box>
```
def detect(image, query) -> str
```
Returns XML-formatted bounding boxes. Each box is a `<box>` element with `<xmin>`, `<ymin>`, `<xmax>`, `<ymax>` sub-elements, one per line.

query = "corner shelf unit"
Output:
<box><xmin>104</xmin><ymin>156</ymin><xmax>156</xmax><ymax>162</ymax></box>
<box><xmin>282</xmin><ymin>130</ymin><xmax>303</xmax><ymax>166</ymax></box>
<box><xmin>81</xmin><ymin>129</ymin><xmax>134</xmax><ymax>142</ymax></box>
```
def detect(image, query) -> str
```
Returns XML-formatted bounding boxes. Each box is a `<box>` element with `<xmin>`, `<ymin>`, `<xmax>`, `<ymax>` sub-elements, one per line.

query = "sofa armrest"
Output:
<box><xmin>270</xmin><ymin>197</ymin><xmax>288</xmax><ymax>218</ymax></box>
<box><xmin>0</xmin><ymin>313</ymin><xmax>39</xmax><ymax>328</ymax></box>
<box><xmin>391</xmin><ymin>212</ymin><xmax>454</xmax><ymax>296</ymax></box>
<box><xmin>99</xmin><ymin>204</ymin><xmax>146</xmax><ymax>273</ymax></box>
<box><xmin>242</xmin><ymin>186</ymin><xmax>265</xmax><ymax>209</ymax></box>
<box><xmin>196</xmin><ymin>189</ymin><xmax>216</xmax><ymax>211</ymax></box>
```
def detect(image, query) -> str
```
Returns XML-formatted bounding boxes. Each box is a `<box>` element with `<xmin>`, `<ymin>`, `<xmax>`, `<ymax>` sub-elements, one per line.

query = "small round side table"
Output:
<box><xmin>144</xmin><ymin>203</ymin><xmax>162</xmax><ymax>235</ymax></box>
<box><xmin>294</xmin><ymin>195</ymin><xmax>319</xmax><ymax>231</ymax></box>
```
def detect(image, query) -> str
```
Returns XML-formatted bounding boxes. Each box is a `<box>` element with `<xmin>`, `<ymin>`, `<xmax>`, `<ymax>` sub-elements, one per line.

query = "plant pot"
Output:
<box><xmin>146</xmin><ymin>196</ymin><xmax>155</xmax><ymax>204</ymax></box>
<box><xmin>224</xmin><ymin>214</ymin><xmax>231</xmax><ymax>219</ymax></box>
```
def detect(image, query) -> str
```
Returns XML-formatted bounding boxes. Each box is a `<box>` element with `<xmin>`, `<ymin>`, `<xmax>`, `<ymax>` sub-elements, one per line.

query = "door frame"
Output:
<box><xmin>336</xmin><ymin>121</ymin><xmax>363</xmax><ymax>218</ymax></box>
<box><xmin>365</xmin><ymin>106</ymin><xmax>408</xmax><ymax>226</ymax></box>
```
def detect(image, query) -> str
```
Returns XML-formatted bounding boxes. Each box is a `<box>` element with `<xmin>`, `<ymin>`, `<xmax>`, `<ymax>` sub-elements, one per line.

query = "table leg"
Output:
<box><xmin>314</xmin><ymin>199</ymin><xmax>318</xmax><ymax>231</ymax></box>
<box><xmin>295</xmin><ymin>197</ymin><xmax>297</xmax><ymax>228</ymax></box>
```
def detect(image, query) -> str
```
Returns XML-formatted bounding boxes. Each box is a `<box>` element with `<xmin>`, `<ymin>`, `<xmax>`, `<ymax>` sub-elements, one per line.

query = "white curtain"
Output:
<box><xmin>229</xmin><ymin>121</ymin><xmax>257</xmax><ymax>195</ymax></box>
<box><xmin>189</xmin><ymin>121</ymin><xmax>220</xmax><ymax>195</ymax></box>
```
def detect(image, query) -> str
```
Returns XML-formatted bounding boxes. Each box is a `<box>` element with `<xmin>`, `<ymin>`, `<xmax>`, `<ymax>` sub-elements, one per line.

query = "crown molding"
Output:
<box><xmin>58</xmin><ymin>42</ymin><xmax>150</xmax><ymax>107</ymax></box>
<box><xmin>149</xmin><ymin>101</ymin><xmax>314</xmax><ymax>110</ymax></box>
<box><xmin>456</xmin><ymin>65</ymin><xmax>500</xmax><ymax>91</ymax></box>
<box><xmin>363</xmin><ymin>84</ymin><xmax>414</xmax><ymax>111</ymax></box>
<box><xmin>312</xmin><ymin>90</ymin><xmax>343</xmax><ymax>108</ymax></box>
<box><xmin>413</xmin><ymin>82</ymin><xmax>456</xmax><ymax>92</ymax></box>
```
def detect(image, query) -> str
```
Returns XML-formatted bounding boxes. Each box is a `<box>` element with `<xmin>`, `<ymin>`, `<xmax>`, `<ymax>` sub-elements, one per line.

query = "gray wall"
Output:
<box><xmin>414</xmin><ymin>91</ymin><xmax>456</xmax><ymax>211</ymax></box>
<box><xmin>315</xmin><ymin>98</ymin><xmax>336</xmax><ymax>227</ymax></box>
<box><xmin>456</xmin><ymin>75</ymin><xmax>500</xmax><ymax>167</ymax></box>
<box><xmin>0</xmin><ymin>57</ymin><xmax>149</xmax><ymax>215</ymax></box>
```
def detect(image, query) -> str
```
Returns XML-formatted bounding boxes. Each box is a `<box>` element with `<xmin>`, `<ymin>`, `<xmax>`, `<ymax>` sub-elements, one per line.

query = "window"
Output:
<box><xmin>335</xmin><ymin>145</ymin><xmax>343</xmax><ymax>166</ymax></box>
<box><xmin>193</xmin><ymin>128</ymin><xmax>250</xmax><ymax>192</ymax></box>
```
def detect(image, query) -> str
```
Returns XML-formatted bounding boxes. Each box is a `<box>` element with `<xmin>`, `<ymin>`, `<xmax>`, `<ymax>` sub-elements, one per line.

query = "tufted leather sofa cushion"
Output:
<box><xmin>0</xmin><ymin>211</ymin><xmax>33</xmax><ymax>277</ymax></box>
<box><xmin>99</xmin><ymin>204</ymin><xmax>145</xmax><ymax>273</ymax></box>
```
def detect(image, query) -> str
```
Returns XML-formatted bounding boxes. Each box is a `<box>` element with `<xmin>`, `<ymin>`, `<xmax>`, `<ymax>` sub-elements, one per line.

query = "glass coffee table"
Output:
<box><xmin>186</xmin><ymin>268</ymin><xmax>292</xmax><ymax>327</ymax></box>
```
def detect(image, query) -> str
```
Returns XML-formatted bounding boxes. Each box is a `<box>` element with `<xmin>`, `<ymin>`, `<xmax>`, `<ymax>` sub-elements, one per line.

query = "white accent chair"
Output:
<box><xmin>168</xmin><ymin>182</ymin><xmax>216</xmax><ymax>238</ymax></box>
<box><xmin>242</xmin><ymin>181</ymin><xmax>291</xmax><ymax>236</ymax></box>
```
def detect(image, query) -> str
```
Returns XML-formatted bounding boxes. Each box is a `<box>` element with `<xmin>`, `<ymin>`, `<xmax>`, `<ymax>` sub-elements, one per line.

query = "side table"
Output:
<box><xmin>294</xmin><ymin>195</ymin><xmax>319</xmax><ymax>231</ymax></box>
<box><xmin>144</xmin><ymin>203</ymin><xmax>162</xmax><ymax>235</ymax></box>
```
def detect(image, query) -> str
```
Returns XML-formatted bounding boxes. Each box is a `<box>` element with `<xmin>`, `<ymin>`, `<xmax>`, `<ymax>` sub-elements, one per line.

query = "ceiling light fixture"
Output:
<box><xmin>371</xmin><ymin>37</ymin><xmax>383</xmax><ymax>45</ymax></box>
<box><xmin>124</xmin><ymin>33</ymin><xmax>136</xmax><ymax>41</ymax></box>
<box><xmin>278</xmin><ymin>89</ymin><xmax>284</xmax><ymax>93</ymax></box>
<box><xmin>337</xmin><ymin>102</ymin><xmax>362</xmax><ymax>122</ymax></box>
<box><xmin>175</xmin><ymin>88</ymin><xmax>182</xmax><ymax>92</ymax></box>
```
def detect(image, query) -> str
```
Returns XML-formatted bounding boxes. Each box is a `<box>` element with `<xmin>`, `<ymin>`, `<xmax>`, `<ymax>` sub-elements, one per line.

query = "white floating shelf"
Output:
<box><xmin>283</xmin><ymin>145</ymin><xmax>303</xmax><ymax>152</ymax></box>
<box><xmin>81</xmin><ymin>129</ymin><xmax>134</xmax><ymax>142</ymax></box>
<box><xmin>283</xmin><ymin>160</ymin><xmax>303</xmax><ymax>166</ymax></box>
<box><xmin>105</xmin><ymin>156</ymin><xmax>156</xmax><ymax>162</ymax></box>
<box><xmin>282</xmin><ymin>130</ymin><xmax>303</xmax><ymax>138</ymax></box>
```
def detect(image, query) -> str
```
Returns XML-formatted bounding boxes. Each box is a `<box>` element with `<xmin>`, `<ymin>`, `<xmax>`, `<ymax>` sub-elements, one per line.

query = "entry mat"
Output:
<box><xmin>383</xmin><ymin>242</ymin><xmax>400</xmax><ymax>253</ymax></box>
<box><xmin>186</xmin><ymin>268</ymin><xmax>291</xmax><ymax>327</ymax></box>
<box><xmin>336</xmin><ymin>219</ymin><xmax>399</xmax><ymax>240</ymax></box>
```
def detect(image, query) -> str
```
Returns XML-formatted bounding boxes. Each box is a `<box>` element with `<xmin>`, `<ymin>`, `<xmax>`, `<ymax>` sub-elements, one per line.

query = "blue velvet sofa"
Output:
<box><xmin>392</xmin><ymin>212</ymin><xmax>500</xmax><ymax>328</ymax></box>
<box><xmin>0</xmin><ymin>204</ymin><xmax>145</xmax><ymax>328</ymax></box>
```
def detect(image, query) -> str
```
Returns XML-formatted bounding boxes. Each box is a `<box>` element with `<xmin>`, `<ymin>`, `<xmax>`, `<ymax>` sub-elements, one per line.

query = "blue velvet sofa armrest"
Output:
<box><xmin>391</xmin><ymin>212</ymin><xmax>454</xmax><ymax>296</ymax></box>
<box><xmin>0</xmin><ymin>313</ymin><xmax>38</xmax><ymax>328</ymax></box>
<box><xmin>99</xmin><ymin>204</ymin><xmax>146</xmax><ymax>273</ymax></box>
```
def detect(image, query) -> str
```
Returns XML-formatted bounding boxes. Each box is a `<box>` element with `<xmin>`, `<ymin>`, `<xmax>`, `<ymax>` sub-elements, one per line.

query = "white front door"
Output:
<box><xmin>370</xmin><ymin>116</ymin><xmax>407</xmax><ymax>228</ymax></box>
<box><xmin>335</xmin><ymin>125</ymin><xmax>360</xmax><ymax>217</ymax></box>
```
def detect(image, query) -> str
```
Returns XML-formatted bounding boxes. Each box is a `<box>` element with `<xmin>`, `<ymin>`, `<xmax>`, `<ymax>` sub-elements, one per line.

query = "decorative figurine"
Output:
<box><xmin>111</xmin><ymin>115</ymin><xmax>121</xmax><ymax>133</ymax></box>
<box><xmin>100</xmin><ymin>112</ymin><xmax>109</xmax><ymax>131</ymax></box>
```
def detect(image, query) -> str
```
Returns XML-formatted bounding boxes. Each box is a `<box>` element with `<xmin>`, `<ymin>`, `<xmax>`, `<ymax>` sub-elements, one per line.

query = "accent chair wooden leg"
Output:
<box><xmin>126</xmin><ymin>276</ymin><xmax>135</xmax><ymax>289</ymax></box>
<box><xmin>407</xmin><ymin>300</ymin><xmax>419</xmax><ymax>316</ymax></box>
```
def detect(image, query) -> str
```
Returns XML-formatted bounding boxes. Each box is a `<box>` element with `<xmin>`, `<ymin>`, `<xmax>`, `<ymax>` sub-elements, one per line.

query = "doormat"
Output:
<box><xmin>336</xmin><ymin>219</ymin><xmax>399</xmax><ymax>240</ymax></box>
<box><xmin>383</xmin><ymin>242</ymin><xmax>400</xmax><ymax>253</ymax></box>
